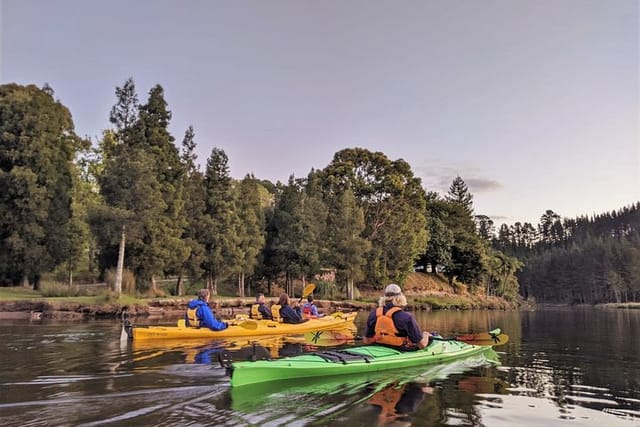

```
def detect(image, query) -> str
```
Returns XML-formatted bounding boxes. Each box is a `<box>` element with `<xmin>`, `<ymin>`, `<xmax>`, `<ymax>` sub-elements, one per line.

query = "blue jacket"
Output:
<box><xmin>258</xmin><ymin>303</ymin><xmax>273</xmax><ymax>320</ymax></box>
<box><xmin>186</xmin><ymin>299</ymin><xmax>228</xmax><ymax>331</ymax></box>
<box><xmin>280</xmin><ymin>304</ymin><xmax>305</xmax><ymax>324</ymax></box>
<box><xmin>302</xmin><ymin>302</ymin><xmax>319</xmax><ymax>316</ymax></box>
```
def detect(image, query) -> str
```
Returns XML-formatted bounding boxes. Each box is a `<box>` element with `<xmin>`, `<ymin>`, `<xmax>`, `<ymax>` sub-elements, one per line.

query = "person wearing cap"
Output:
<box><xmin>363</xmin><ymin>284</ymin><xmax>430</xmax><ymax>350</ymax></box>
<box><xmin>185</xmin><ymin>289</ymin><xmax>229</xmax><ymax>331</ymax></box>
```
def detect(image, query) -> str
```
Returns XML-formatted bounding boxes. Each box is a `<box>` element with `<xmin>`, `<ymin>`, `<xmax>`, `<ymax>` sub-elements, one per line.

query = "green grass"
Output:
<box><xmin>413</xmin><ymin>295</ymin><xmax>478</xmax><ymax>310</ymax></box>
<box><xmin>0</xmin><ymin>286</ymin><xmax>148</xmax><ymax>305</ymax></box>
<box><xmin>0</xmin><ymin>287</ymin><xmax>41</xmax><ymax>300</ymax></box>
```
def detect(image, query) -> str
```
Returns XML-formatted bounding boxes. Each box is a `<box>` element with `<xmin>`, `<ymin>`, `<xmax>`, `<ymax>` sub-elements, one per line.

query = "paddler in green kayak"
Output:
<box><xmin>363</xmin><ymin>284</ymin><xmax>430</xmax><ymax>350</ymax></box>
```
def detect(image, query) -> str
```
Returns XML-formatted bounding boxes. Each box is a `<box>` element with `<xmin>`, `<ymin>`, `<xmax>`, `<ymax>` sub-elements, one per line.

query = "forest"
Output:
<box><xmin>0</xmin><ymin>80</ymin><xmax>637</xmax><ymax>304</ymax></box>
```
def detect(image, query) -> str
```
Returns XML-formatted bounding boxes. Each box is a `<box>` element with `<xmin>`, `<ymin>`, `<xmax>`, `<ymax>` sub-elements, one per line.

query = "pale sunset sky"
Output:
<box><xmin>1</xmin><ymin>0</ymin><xmax>638</xmax><ymax>226</ymax></box>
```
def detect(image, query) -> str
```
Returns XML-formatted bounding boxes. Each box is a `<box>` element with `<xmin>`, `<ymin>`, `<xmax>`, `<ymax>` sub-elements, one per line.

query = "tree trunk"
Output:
<box><xmin>175</xmin><ymin>274</ymin><xmax>183</xmax><ymax>296</ymax></box>
<box><xmin>114</xmin><ymin>226</ymin><xmax>125</xmax><ymax>295</ymax></box>
<box><xmin>206</xmin><ymin>270</ymin><xmax>212</xmax><ymax>293</ymax></box>
<box><xmin>346</xmin><ymin>278</ymin><xmax>354</xmax><ymax>300</ymax></box>
<box><xmin>68</xmin><ymin>259</ymin><xmax>73</xmax><ymax>287</ymax></box>
<box><xmin>238</xmin><ymin>272</ymin><xmax>245</xmax><ymax>297</ymax></box>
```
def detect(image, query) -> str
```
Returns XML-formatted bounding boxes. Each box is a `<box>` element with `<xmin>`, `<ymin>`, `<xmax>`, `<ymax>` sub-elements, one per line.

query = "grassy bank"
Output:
<box><xmin>0</xmin><ymin>272</ymin><xmax>518</xmax><ymax>319</ymax></box>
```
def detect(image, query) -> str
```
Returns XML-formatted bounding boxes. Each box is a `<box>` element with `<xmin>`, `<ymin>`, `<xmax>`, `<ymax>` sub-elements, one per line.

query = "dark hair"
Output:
<box><xmin>307</xmin><ymin>295</ymin><xmax>314</xmax><ymax>303</ymax></box>
<box><xmin>256</xmin><ymin>293</ymin><xmax>264</xmax><ymax>302</ymax></box>
<box><xmin>278</xmin><ymin>293</ymin><xmax>289</xmax><ymax>306</ymax></box>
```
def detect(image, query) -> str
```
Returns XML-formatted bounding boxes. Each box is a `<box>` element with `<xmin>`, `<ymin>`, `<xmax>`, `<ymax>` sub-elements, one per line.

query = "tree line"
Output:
<box><xmin>0</xmin><ymin>79</ymin><xmax>555</xmax><ymax>303</ymax></box>
<box><xmin>493</xmin><ymin>204</ymin><xmax>640</xmax><ymax>303</ymax></box>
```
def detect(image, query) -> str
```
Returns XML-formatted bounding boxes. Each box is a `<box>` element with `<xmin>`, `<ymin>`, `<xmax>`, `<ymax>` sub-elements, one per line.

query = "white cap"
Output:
<box><xmin>384</xmin><ymin>283</ymin><xmax>402</xmax><ymax>296</ymax></box>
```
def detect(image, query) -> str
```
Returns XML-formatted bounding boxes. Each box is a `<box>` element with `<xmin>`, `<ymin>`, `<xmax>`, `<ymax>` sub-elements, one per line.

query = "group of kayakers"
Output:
<box><xmin>186</xmin><ymin>283</ymin><xmax>430</xmax><ymax>351</ymax></box>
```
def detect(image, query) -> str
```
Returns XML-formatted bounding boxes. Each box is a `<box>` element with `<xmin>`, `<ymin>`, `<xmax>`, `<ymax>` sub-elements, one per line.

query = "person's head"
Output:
<box><xmin>378</xmin><ymin>283</ymin><xmax>407</xmax><ymax>307</ymax></box>
<box><xmin>197</xmin><ymin>288</ymin><xmax>210</xmax><ymax>302</ymax></box>
<box><xmin>256</xmin><ymin>293</ymin><xmax>265</xmax><ymax>304</ymax></box>
<box><xmin>278</xmin><ymin>293</ymin><xmax>290</xmax><ymax>306</ymax></box>
<box><xmin>307</xmin><ymin>295</ymin><xmax>314</xmax><ymax>303</ymax></box>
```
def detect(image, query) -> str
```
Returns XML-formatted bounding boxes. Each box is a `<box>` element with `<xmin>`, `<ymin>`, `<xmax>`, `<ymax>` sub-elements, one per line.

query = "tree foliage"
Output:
<box><xmin>498</xmin><ymin>203</ymin><xmax>640</xmax><ymax>303</ymax></box>
<box><xmin>0</xmin><ymin>84</ymin><xmax>86</xmax><ymax>288</ymax></box>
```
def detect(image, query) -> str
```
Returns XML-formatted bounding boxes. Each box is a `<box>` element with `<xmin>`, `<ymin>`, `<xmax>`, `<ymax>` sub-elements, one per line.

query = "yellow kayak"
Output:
<box><xmin>124</xmin><ymin>312</ymin><xmax>357</xmax><ymax>340</ymax></box>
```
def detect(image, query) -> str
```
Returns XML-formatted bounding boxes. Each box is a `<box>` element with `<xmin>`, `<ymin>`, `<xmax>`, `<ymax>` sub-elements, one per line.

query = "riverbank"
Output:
<box><xmin>0</xmin><ymin>272</ymin><xmax>520</xmax><ymax>320</ymax></box>
<box><xmin>0</xmin><ymin>291</ymin><xmax>515</xmax><ymax>321</ymax></box>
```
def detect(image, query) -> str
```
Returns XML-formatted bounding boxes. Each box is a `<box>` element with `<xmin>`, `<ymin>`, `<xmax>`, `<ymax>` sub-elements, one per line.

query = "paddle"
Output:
<box><xmin>435</xmin><ymin>333</ymin><xmax>509</xmax><ymax>347</ymax></box>
<box><xmin>297</xmin><ymin>283</ymin><xmax>316</xmax><ymax>304</ymax></box>
<box><xmin>352</xmin><ymin>328</ymin><xmax>508</xmax><ymax>347</ymax></box>
<box><xmin>230</xmin><ymin>320</ymin><xmax>258</xmax><ymax>330</ymax></box>
<box><xmin>435</xmin><ymin>328</ymin><xmax>509</xmax><ymax>346</ymax></box>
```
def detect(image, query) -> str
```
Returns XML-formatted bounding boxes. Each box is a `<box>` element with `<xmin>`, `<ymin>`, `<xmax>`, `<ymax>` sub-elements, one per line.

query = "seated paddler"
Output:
<box><xmin>185</xmin><ymin>288</ymin><xmax>229</xmax><ymax>331</ymax></box>
<box><xmin>251</xmin><ymin>293</ymin><xmax>273</xmax><ymax>320</ymax></box>
<box><xmin>363</xmin><ymin>283</ymin><xmax>429</xmax><ymax>350</ymax></box>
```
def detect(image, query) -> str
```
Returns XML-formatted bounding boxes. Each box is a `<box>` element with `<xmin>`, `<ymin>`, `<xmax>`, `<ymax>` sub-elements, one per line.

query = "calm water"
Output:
<box><xmin>0</xmin><ymin>307</ymin><xmax>639</xmax><ymax>426</ymax></box>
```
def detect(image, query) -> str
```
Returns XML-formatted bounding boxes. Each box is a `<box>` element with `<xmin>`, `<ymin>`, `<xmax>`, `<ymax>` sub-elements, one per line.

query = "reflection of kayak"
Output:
<box><xmin>124</xmin><ymin>312</ymin><xmax>357</xmax><ymax>340</ymax></box>
<box><xmin>230</xmin><ymin>333</ymin><xmax>501</xmax><ymax>388</ymax></box>
<box><xmin>303</xmin><ymin>328</ymin><xmax>357</xmax><ymax>347</ymax></box>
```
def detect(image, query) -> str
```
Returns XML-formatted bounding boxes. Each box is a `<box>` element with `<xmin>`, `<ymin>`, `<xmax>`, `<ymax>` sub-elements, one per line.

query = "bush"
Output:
<box><xmin>104</xmin><ymin>268</ymin><xmax>136</xmax><ymax>295</ymax></box>
<box><xmin>39</xmin><ymin>281</ymin><xmax>91</xmax><ymax>297</ymax></box>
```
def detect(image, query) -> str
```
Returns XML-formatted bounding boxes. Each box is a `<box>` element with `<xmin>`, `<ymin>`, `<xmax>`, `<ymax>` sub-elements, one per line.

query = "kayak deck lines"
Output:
<box><xmin>313</xmin><ymin>350</ymin><xmax>374</xmax><ymax>364</ymax></box>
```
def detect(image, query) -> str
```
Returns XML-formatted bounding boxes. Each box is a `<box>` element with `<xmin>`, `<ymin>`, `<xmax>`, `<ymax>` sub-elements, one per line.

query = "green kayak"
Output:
<box><xmin>230</xmin><ymin>335</ymin><xmax>499</xmax><ymax>388</ymax></box>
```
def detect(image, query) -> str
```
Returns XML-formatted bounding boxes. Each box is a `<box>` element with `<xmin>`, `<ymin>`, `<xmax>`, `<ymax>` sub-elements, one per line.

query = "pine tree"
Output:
<box><xmin>446</xmin><ymin>176</ymin><xmax>474</xmax><ymax>215</ymax></box>
<box><xmin>202</xmin><ymin>148</ymin><xmax>241</xmax><ymax>295</ymax></box>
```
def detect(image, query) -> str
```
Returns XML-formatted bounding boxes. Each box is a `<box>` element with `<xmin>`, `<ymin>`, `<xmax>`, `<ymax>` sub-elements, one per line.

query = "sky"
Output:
<box><xmin>1</xmin><ymin>0</ymin><xmax>638</xmax><ymax>227</ymax></box>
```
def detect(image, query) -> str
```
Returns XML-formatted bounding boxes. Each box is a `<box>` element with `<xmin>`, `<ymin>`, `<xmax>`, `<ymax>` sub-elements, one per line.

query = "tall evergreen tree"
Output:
<box><xmin>325</xmin><ymin>187</ymin><xmax>371</xmax><ymax>299</ymax></box>
<box><xmin>93</xmin><ymin>80</ymin><xmax>188</xmax><ymax>290</ymax></box>
<box><xmin>0</xmin><ymin>84</ymin><xmax>85</xmax><ymax>288</ymax></box>
<box><xmin>202</xmin><ymin>148</ymin><xmax>241</xmax><ymax>295</ymax></box>
<box><xmin>234</xmin><ymin>175</ymin><xmax>266</xmax><ymax>296</ymax></box>
<box><xmin>445</xmin><ymin>175</ymin><xmax>474</xmax><ymax>215</ymax></box>
<box><xmin>175</xmin><ymin>126</ymin><xmax>205</xmax><ymax>295</ymax></box>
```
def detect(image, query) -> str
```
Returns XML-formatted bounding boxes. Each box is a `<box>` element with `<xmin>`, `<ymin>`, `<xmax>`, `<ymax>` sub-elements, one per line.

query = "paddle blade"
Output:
<box><xmin>302</xmin><ymin>283</ymin><xmax>316</xmax><ymax>298</ymax></box>
<box><xmin>235</xmin><ymin>320</ymin><xmax>258</xmax><ymax>330</ymax></box>
<box><xmin>456</xmin><ymin>333</ymin><xmax>509</xmax><ymax>346</ymax></box>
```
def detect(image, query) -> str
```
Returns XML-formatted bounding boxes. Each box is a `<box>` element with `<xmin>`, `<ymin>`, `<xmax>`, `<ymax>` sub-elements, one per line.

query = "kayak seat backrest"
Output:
<box><xmin>271</xmin><ymin>304</ymin><xmax>282</xmax><ymax>322</ymax></box>
<box><xmin>313</xmin><ymin>350</ymin><xmax>373</xmax><ymax>364</ymax></box>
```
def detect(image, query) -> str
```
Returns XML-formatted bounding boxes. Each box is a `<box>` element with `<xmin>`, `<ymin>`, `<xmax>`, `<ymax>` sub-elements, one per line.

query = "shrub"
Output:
<box><xmin>39</xmin><ymin>281</ymin><xmax>91</xmax><ymax>297</ymax></box>
<box><xmin>104</xmin><ymin>268</ymin><xmax>136</xmax><ymax>295</ymax></box>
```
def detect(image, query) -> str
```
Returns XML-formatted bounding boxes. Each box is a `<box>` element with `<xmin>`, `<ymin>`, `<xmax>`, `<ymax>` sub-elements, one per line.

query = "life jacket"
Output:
<box><xmin>185</xmin><ymin>306</ymin><xmax>201</xmax><ymax>328</ymax></box>
<box><xmin>368</xmin><ymin>383</ymin><xmax>405</xmax><ymax>421</ymax></box>
<box><xmin>302</xmin><ymin>303</ymin><xmax>315</xmax><ymax>318</ymax></box>
<box><xmin>271</xmin><ymin>304</ymin><xmax>282</xmax><ymax>322</ymax></box>
<box><xmin>373</xmin><ymin>306</ymin><xmax>410</xmax><ymax>348</ymax></box>
<box><xmin>250</xmin><ymin>304</ymin><xmax>262</xmax><ymax>320</ymax></box>
<box><xmin>302</xmin><ymin>303</ymin><xmax>311</xmax><ymax>315</ymax></box>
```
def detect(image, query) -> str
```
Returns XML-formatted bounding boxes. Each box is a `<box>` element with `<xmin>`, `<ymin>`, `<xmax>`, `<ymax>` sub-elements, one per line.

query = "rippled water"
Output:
<box><xmin>0</xmin><ymin>307</ymin><xmax>638</xmax><ymax>426</ymax></box>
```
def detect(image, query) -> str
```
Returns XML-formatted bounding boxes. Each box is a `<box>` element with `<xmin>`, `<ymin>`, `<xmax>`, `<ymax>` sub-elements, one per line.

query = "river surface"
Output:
<box><xmin>0</xmin><ymin>307</ymin><xmax>639</xmax><ymax>426</ymax></box>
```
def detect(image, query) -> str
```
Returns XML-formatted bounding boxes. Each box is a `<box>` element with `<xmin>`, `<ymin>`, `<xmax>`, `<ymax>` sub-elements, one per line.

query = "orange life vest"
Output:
<box><xmin>373</xmin><ymin>306</ymin><xmax>410</xmax><ymax>347</ymax></box>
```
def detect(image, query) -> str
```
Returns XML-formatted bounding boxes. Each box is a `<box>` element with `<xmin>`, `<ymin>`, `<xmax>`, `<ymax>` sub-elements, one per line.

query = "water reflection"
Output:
<box><xmin>0</xmin><ymin>308</ymin><xmax>639</xmax><ymax>426</ymax></box>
